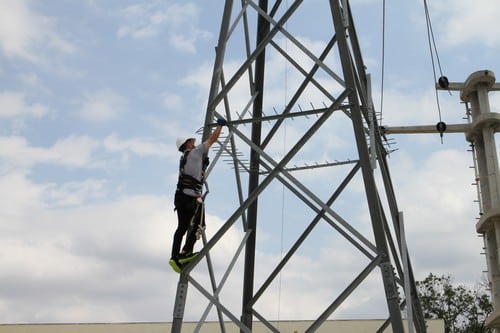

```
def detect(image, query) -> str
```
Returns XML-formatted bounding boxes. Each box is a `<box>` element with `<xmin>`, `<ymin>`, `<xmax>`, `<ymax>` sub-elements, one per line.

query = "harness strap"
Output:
<box><xmin>176</xmin><ymin>150</ymin><xmax>209</xmax><ymax>195</ymax></box>
<box><xmin>177</xmin><ymin>174</ymin><xmax>203</xmax><ymax>193</ymax></box>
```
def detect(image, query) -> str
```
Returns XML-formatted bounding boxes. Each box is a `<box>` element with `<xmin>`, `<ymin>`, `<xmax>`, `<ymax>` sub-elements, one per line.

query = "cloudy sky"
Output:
<box><xmin>1</xmin><ymin>0</ymin><xmax>500</xmax><ymax>326</ymax></box>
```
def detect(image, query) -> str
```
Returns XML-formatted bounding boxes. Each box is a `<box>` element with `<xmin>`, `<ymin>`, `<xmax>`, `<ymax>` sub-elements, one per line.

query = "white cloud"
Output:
<box><xmin>377</xmin><ymin>86</ymin><xmax>464</xmax><ymax>127</ymax></box>
<box><xmin>117</xmin><ymin>5</ymin><xmax>158</xmax><ymax>39</ymax></box>
<box><xmin>0</xmin><ymin>0</ymin><xmax>75</xmax><ymax>62</ymax></box>
<box><xmin>0</xmin><ymin>172</ymin><xmax>47</xmax><ymax>217</ymax></box>
<box><xmin>17</xmin><ymin>72</ymin><xmax>39</xmax><ymax>86</ymax></box>
<box><xmin>51</xmin><ymin>135</ymin><xmax>101</xmax><ymax>166</ymax></box>
<box><xmin>0</xmin><ymin>133</ymin><xmax>175</xmax><ymax>173</ymax></box>
<box><xmin>117</xmin><ymin>2</ymin><xmax>211</xmax><ymax>53</ymax></box>
<box><xmin>103</xmin><ymin>133</ymin><xmax>171</xmax><ymax>158</ymax></box>
<box><xmin>390</xmin><ymin>147</ymin><xmax>484</xmax><ymax>282</ymax></box>
<box><xmin>0</xmin><ymin>91</ymin><xmax>48</xmax><ymax>118</ymax></box>
<box><xmin>179</xmin><ymin>62</ymin><xmax>213</xmax><ymax>110</ymax></box>
<box><xmin>78</xmin><ymin>89</ymin><xmax>127</xmax><ymax>123</ymax></box>
<box><xmin>0</xmin><ymin>135</ymin><xmax>99</xmax><ymax>171</ymax></box>
<box><xmin>162</xmin><ymin>93</ymin><xmax>183</xmax><ymax>111</ymax></box>
<box><xmin>432</xmin><ymin>0</ymin><xmax>500</xmax><ymax>48</ymax></box>
<box><xmin>45</xmin><ymin>179</ymin><xmax>109</xmax><ymax>207</ymax></box>
<box><xmin>0</xmin><ymin>136</ymin><xmax>53</xmax><ymax>170</ymax></box>
<box><xmin>0</xmin><ymin>178</ymin><xmax>247</xmax><ymax>322</ymax></box>
<box><xmin>169</xmin><ymin>29</ymin><xmax>211</xmax><ymax>54</ymax></box>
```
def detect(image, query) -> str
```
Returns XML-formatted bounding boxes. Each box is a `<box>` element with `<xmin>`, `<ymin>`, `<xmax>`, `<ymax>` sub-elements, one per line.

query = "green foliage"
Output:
<box><xmin>416</xmin><ymin>273</ymin><xmax>493</xmax><ymax>333</ymax></box>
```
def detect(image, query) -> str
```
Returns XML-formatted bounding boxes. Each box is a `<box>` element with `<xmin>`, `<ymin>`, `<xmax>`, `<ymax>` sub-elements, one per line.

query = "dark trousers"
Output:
<box><xmin>171</xmin><ymin>190</ymin><xmax>205</xmax><ymax>258</ymax></box>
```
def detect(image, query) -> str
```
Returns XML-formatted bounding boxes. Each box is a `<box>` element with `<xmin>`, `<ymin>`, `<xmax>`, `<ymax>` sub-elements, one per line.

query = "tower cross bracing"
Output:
<box><xmin>171</xmin><ymin>1</ymin><xmax>426</xmax><ymax>332</ymax></box>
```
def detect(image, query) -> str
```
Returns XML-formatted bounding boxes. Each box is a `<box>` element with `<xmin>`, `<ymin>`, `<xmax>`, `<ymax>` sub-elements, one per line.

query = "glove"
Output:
<box><xmin>217</xmin><ymin>118</ymin><xmax>226</xmax><ymax>126</ymax></box>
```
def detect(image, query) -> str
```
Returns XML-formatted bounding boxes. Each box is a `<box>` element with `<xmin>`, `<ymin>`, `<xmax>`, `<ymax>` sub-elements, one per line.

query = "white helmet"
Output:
<box><xmin>176</xmin><ymin>137</ymin><xmax>195</xmax><ymax>152</ymax></box>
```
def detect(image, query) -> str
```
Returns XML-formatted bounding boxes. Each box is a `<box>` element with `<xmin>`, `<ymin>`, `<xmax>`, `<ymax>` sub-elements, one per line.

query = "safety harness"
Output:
<box><xmin>176</xmin><ymin>150</ymin><xmax>210</xmax><ymax>240</ymax></box>
<box><xmin>176</xmin><ymin>150</ymin><xmax>209</xmax><ymax>195</ymax></box>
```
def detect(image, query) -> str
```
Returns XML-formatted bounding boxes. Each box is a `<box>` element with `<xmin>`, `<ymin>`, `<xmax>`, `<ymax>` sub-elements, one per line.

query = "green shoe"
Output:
<box><xmin>169</xmin><ymin>258</ymin><xmax>182</xmax><ymax>273</ymax></box>
<box><xmin>178</xmin><ymin>252</ymin><xmax>199</xmax><ymax>264</ymax></box>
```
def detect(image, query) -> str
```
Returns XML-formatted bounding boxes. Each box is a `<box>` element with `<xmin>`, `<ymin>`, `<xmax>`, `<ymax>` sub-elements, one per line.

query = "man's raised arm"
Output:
<box><xmin>204</xmin><ymin>118</ymin><xmax>226</xmax><ymax>149</ymax></box>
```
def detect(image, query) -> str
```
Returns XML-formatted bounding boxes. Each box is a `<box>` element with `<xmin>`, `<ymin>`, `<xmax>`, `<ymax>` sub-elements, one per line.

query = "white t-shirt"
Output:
<box><xmin>181</xmin><ymin>143</ymin><xmax>208</xmax><ymax>196</ymax></box>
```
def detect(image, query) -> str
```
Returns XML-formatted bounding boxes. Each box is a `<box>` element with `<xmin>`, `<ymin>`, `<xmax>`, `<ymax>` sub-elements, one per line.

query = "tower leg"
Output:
<box><xmin>171</xmin><ymin>276</ymin><xmax>189</xmax><ymax>333</ymax></box>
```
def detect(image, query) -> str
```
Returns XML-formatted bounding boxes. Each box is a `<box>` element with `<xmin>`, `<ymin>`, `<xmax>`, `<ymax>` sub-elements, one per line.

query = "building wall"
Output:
<box><xmin>0</xmin><ymin>320</ymin><xmax>444</xmax><ymax>333</ymax></box>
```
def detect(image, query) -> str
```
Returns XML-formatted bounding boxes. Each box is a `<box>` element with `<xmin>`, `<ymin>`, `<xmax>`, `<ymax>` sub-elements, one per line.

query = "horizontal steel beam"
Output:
<box><xmin>380</xmin><ymin>123</ymin><xmax>469</xmax><ymax>135</ymax></box>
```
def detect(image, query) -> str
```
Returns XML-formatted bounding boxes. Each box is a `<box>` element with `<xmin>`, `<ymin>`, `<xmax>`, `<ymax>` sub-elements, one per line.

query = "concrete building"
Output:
<box><xmin>0</xmin><ymin>320</ymin><xmax>444</xmax><ymax>332</ymax></box>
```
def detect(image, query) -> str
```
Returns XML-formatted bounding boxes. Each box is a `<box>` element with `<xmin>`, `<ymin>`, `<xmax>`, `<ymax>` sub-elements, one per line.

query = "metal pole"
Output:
<box><xmin>203</xmin><ymin>0</ymin><xmax>235</xmax><ymax>141</ymax></box>
<box><xmin>171</xmin><ymin>2</ymin><xmax>234</xmax><ymax>333</ymax></box>
<box><xmin>241</xmin><ymin>1</ymin><xmax>268</xmax><ymax>331</ymax></box>
<box><xmin>400</xmin><ymin>212</ymin><xmax>414</xmax><ymax>333</ymax></box>
<box><xmin>463</xmin><ymin>70</ymin><xmax>500</xmax><ymax>329</ymax></box>
<box><xmin>171</xmin><ymin>278</ymin><xmax>189</xmax><ymax>333</ymax></box>
<box><xmin>330</xmin><ymin>0</ymin><xmax>405</xmax><ymax>330</ymax></box>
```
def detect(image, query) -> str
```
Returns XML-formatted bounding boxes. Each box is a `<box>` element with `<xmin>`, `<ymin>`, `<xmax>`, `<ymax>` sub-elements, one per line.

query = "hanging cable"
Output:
<box><xmin>423</xmin><ymin>0</ymin><xmax>448</xmax><ymax>142</ymax></box>
<box><xmin>423</xmin><ymin>0</ymin><xmax>447</xmax><ymax>89</ymax></box>
<box><xmin>277</xmin><ymin>126</ymin><xmax>285</xmax><ymax>326</ymax></box>
<box><xmin>277</xmin><ymin>1</ymin><xmax>289</xmax><ymax>327</ymax></box>
<box><xmin>379</xmin><ymin>0</ymin><xmax>386</xmax><ymax>125</ymax></box>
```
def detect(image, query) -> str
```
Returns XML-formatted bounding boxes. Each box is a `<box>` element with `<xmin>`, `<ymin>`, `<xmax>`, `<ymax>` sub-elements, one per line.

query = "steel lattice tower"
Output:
<box><xmin>171</xmin><ymin>1</ymin><xmax>426</xmax><ymax>332</ymax></box>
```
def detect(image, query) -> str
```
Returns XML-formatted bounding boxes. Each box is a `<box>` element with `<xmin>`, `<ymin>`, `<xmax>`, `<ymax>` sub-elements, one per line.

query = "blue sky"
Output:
<box><xmin>1</xmin><ymin>0</ymin><xmax>500</xmax><ymax>325</ymax></box>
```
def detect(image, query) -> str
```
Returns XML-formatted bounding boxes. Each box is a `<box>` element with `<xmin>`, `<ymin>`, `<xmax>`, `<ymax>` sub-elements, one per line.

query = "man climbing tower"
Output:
<box><xmin>169</xmin><ymin>118</ymin><xmax>226</xmax><ymax>273</ymax></box>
